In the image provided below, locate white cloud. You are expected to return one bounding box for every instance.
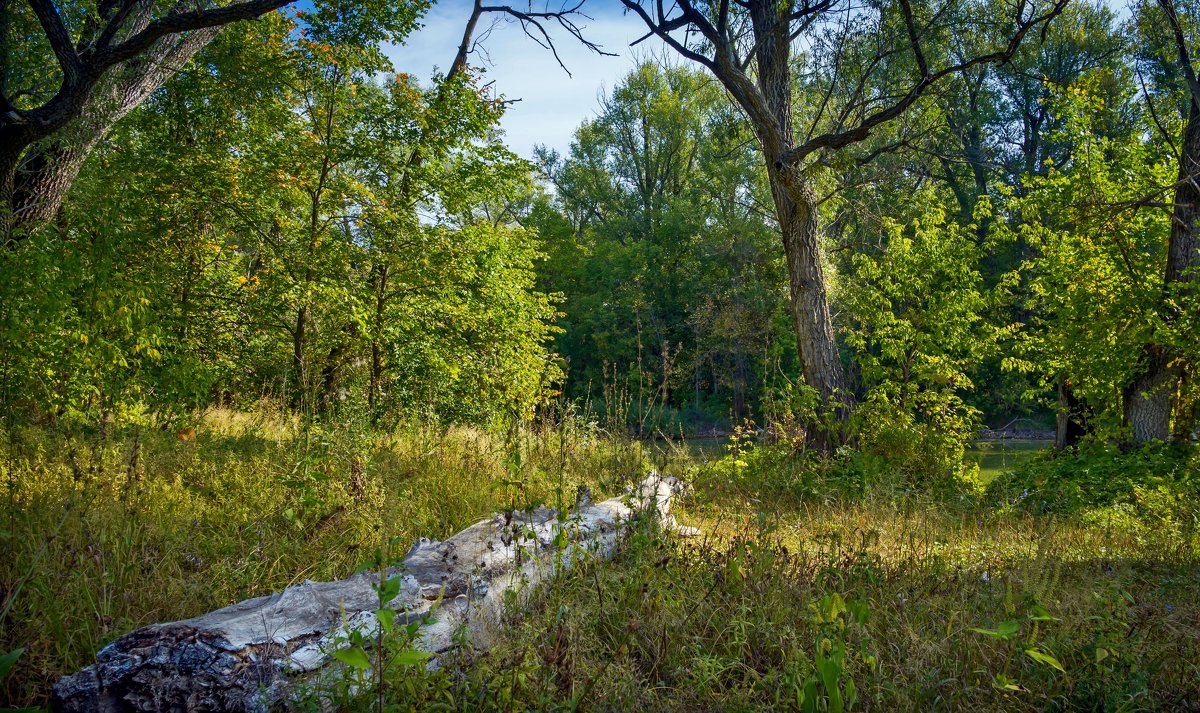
[384,1,667,159]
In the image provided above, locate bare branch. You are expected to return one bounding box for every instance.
[480,2,616,76]
[778,0,1070,168]
[620,1,720,73]
[1138,67,1180,161]
[898,0,929,79]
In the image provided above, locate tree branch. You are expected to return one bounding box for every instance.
[479,1,616,76]
[620,0,720,73]
[28,0,85,82]
[96,0,296,69]
[778,0,1069,168]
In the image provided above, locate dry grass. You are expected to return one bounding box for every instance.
[0,415,644,707]
[2,416,1197,711]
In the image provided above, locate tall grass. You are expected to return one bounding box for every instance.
[0,410,647,706]
[398,496,1199,711]
[3,414,1198,711]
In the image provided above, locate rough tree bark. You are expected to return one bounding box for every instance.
[53,473,696,712]
[1,0,297,241]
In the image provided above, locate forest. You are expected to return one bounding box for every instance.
[1,0,1198,709]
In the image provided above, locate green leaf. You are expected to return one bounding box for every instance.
[332,645,372,670]
[378,575,402,605]
[970,619,1020,640]
[1029,604,1059,622]
[1024,648,1066,673]
[393,649,431,666]
[802,678,819,713]
[0,647,23,680]
[377,607,396,634]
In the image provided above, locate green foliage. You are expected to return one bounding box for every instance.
[841,192,994,446]
[986,442,1200,515]
[0,11,559,428]
[1000,73,1184,432]
[533,62,791,430]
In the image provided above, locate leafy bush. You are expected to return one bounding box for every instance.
[985,443,1199,515]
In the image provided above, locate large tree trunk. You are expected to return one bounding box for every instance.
[1125,96,1200,444]
[771,169,849,413]
[2,26,218,241]
[742,0,849,446]
[1124,346,1177,445]
[53,473,696,712]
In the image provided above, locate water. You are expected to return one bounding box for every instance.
[649,435,1051,484]
[965,439,1050,483]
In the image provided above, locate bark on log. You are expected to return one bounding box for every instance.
[53,473,694,712]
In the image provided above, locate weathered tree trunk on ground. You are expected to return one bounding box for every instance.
[53,474,695,712]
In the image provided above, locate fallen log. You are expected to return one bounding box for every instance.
[53,473,694,712]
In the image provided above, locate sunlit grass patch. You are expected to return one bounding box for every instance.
[3,423,1198,711]
[0,420,647,706]
[463,497,1200,711]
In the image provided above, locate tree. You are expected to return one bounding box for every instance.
[533,62,790,430]
[622,0,1067,447]
[0,0,331,239]
[0,0,607,241]
[0,1,569,427]
[1004,73,1182,444]
[1121,0,1200,443]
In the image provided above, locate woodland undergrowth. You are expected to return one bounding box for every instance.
[1,411,1197,711]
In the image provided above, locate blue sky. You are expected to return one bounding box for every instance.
[384,1,667,159]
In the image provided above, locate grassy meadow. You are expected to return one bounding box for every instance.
[1,413,1198,710]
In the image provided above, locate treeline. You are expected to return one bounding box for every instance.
[1,0,1198,450]
[1,4,561,427]
[529,0,1199,448]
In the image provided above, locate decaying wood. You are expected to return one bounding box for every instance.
[53,473,694,712]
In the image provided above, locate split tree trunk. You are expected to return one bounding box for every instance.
[1055,377,1092,450]
[53,474,695,712]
